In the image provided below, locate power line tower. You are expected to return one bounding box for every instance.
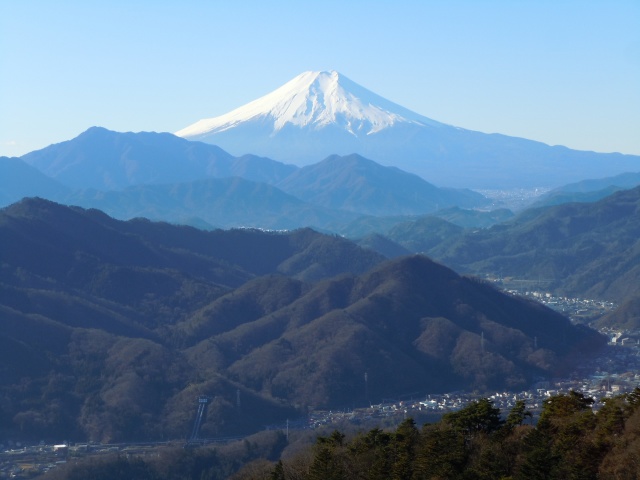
[364,372,369,406]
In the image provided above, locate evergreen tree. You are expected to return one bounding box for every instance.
[504,400,532,430]
[308,431,347,480]
[270,460,286,480]
[348,428,394,479]
[391,418,419,480]
[443,398,503,435]
[414,423,467,479]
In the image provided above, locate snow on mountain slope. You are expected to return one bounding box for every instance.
[175,71,640,189]
[175,70,444,139]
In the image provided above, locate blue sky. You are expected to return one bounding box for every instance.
[1,1,639,157]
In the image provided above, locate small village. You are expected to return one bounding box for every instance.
[306,334,640,430]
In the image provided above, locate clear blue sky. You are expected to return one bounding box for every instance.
[2,0,639,157]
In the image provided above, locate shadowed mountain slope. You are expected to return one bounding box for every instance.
[183,255,604,408]
[62,176,361,230]
[276,154,488,215]
[0,156,71,205]
[0,197,384,330]
[531,172,640,209]
[427,186,640,302]
[20,126,296,190]
[9,128,501,229]
[594,296,640,331]
[0,198,384,442]
[0,200,604,443]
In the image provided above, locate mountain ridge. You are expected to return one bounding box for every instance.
[0,199,604,441]
[276,153,488,215]
[176,70,640,188]
[19,126,296,190]
[417,186,640,303]
[6,127,490,227]
[176,70,445,138]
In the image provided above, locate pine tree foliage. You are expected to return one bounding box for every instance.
[42,390,640,480]
[256,389,640,480]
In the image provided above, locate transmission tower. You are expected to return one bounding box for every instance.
[364,372,369,405]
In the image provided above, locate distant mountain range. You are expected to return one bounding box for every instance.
[2,127,490,229]
[177,70,640,188]
[531,171,640,208]
[19,126,296,190]
[377,186,640,304]
[0,198,603,442]
[0,156,71,204]
[4,125,640,308]
[274,154,487,216]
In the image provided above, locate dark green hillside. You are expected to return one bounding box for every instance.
[355,233,411,258]
[339,207,512,240]
[429,206,514,228]
[386,216,464,253]
[64,176,361,231]
[531,185,623,208]
[0,197,382,286]
[424,186,640,302]
[0,199,604,443]
[341,209,508,257]
[0,305,71,382]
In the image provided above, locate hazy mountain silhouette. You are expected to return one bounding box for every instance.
[9,127,497,227]
[63,176,362,230]
[177,70,640,188]
[532,171,640,208]
[276,153,489,215]
[20,126,295,190]
[0,156,71,205]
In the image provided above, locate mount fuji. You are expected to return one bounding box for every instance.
[177,70,640,188]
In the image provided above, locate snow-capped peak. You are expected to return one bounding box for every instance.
[175,70,442,139]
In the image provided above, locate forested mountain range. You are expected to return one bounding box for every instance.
[19,127,296,190]
[431,186,640,302]
[274,154,488,216]
[1,127,489,230]
[530,171,640,208]
[0,198,603,443]
[360,186,640,305]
